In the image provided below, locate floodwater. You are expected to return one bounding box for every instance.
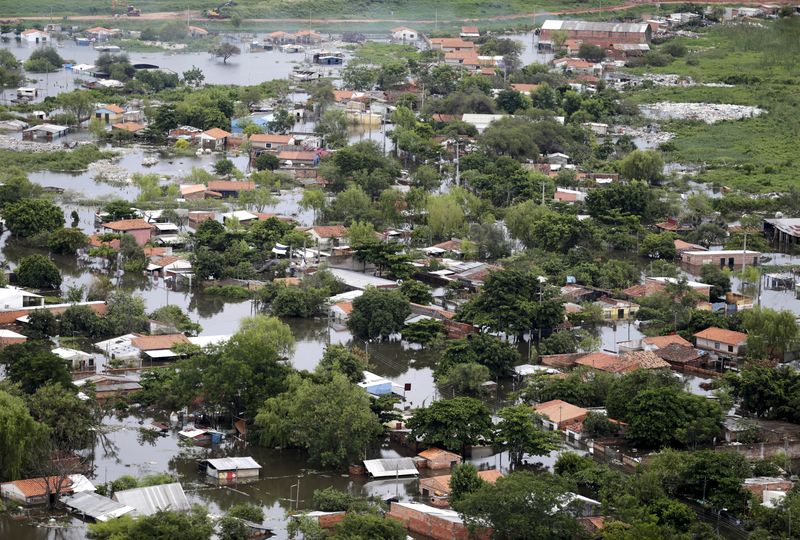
[0,36,348,101]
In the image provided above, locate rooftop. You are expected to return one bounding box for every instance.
[131,333,190,351]
[113,483,190,516]
[541,19,650,33]
[103,218,153,232]
[534,399,587,424]
[642,334,692,349]
[694,327,748,345]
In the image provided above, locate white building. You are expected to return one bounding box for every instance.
[391,26,418,41]
[0,286,44,311]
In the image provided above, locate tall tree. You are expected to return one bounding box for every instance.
[495,405,560,466]
[347,287,411,340]
[407,397,493,455]
[3,198,64,237]
[454,471,579,540]
[210,42,241,63]
[0,390,49,481]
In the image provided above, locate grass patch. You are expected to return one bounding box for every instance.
[0,144,115,173]
[626,19,800,193]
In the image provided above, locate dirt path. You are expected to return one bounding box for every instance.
[17,0,792,24]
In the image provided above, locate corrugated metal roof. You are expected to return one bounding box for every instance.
[113,483,190,516]
[363,458,418,478]
[541,19,649,33]
[202,457,261,471]
[62,492,135,522]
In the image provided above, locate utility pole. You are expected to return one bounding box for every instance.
[454,139,460,186]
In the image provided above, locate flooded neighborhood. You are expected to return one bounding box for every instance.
[0,3,800,540]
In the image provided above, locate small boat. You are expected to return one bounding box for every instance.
[94,45,121,52]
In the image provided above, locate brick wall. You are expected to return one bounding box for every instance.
[388,503,491,540]
[743,479,793,498]
[317,512,346,528]
[0,302,106,325]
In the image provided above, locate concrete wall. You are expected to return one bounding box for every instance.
[717,440,800,460]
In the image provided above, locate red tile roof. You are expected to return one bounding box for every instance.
[112,122,145,133]
[511,83,540,93]
[429,37,475,49]
[278,150,317,161]
[694,327,747,345]
[418,447,461,461]
[103,219,153,232]
[535,399,588,425]
[207,181,255,192]
[643,334,692,349]
[201,128,231,139]
[333,301,353,314]
[249,134,293,144]
[89,234,121,249]
[311,225,347,238]
[4,477,72,498]
[575,352,620,371]
[100,104,125,114]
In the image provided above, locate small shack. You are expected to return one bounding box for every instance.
[22,123,68,141]
[363,457,418,478]
[416,448,462,470]
[198,457,262,481]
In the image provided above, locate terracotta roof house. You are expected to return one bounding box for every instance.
[460,26,480,38]
[1,477,73,506]
[655,218,692,233]
[642,334,693,350]
[179,184,209,199]
[102,219,153,246]
[428,37,475,51]
[535,399,587,430]
[329,301,353,325]
[95,103,125,123]
[575,352,620,372]
[131,333,190,351]
[306,225,348,249]
[249,133,294,150]
[278,150,320,167]
[198,128,231,151]
[694,327,747,358]
[417,448,462,470]
[206,181,256,197]
[675,239,707,254]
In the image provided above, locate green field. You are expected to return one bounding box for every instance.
[627,19,800,193]
[5,0,587,20]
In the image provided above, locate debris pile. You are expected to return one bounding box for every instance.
[640,102,765,123]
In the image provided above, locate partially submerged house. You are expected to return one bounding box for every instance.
[535,399,587,431]
[207,181,255,198]
[416,448,462,470]
[102,219,154,246]
[95,104,125,123]
[22,123,68,141]
[198,457,262,481]
[1,477,75,506]
[131,333,191,361]
[419,469,502,501]
[198,128,231,151]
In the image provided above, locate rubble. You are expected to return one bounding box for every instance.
[614,125,675,146]
[640,102,765,123]
[0,135,81,153]
[89,159,132,184]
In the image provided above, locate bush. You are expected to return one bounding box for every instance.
[16,254,62,290]
[48,227,89,254]
[662,42,687,57]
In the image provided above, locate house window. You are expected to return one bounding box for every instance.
[728,345,734,352]
[714,342,720,350]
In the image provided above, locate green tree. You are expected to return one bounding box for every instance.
[426,193,465,240]
[342,64,378,90]
[495,90,527,114]
[149,305,202,335]
[438,362,491,397]
[213,158,236,176]
[399,279,432,305]
[438,333,519,381]
[24,46,64,72]
[3,198,64,238]
[0,342,72,394]
[618,150,664,184]
[0,390,48,481]
[48,227,89,255]
[407,397,493,455]
[577,43,605,62]
[88,508,214,540]
[210,42,241,63]
[182,66,205,87]
[454,472,579,540]
[16,254,62,289]
[585,181,656,222]
[347,287,411,340]
[315,108,349,149]
[449,463,486,505]
[299,188,326,224]
[25,308,58,338]
[254,152,279,171]
[334,513,405,539]
[315,345,367,383]
[496,405,560,466]
[0,49,23,98]
[268,108,295,134]
[741,307,799,362]
[640,232,677,259]
[256,372,382,468]
[699,264,731,300]
[103,200,137,221]
[105,290,148,335]
[27,383,94,451]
